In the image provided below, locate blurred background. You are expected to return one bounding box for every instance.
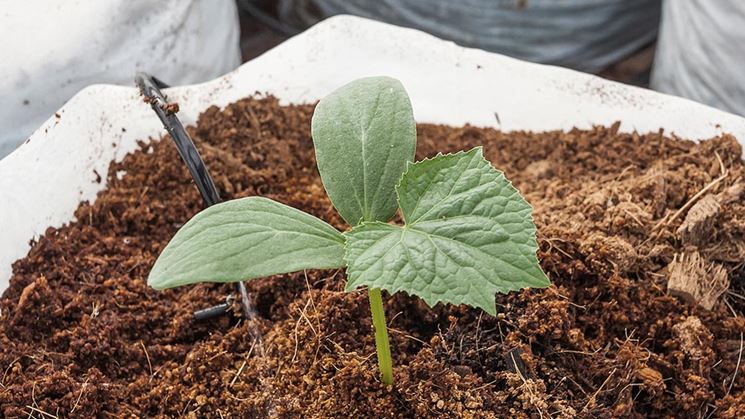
[1,0,743,158]
[238,0,661,86]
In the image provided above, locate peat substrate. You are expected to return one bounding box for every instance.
[2,97,745,418]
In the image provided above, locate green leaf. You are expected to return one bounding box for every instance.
[343,148,549,315]
[311,76,416,225]
[148,197,346,290]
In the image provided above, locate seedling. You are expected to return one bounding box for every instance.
[148,77,550,385]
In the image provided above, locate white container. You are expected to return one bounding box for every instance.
[1,15,744,292]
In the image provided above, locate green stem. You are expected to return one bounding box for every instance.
[368,287,393,385]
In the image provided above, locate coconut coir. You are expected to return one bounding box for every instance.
[1,97,744,418]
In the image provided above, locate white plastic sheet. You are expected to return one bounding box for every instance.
[281,0,661,73]
[0,0,241,158]
[652,1,745,116]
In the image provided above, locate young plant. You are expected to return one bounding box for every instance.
[148,76,550,385]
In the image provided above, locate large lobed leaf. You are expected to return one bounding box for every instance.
[311,76,416,225]
[344,148,549,315]
[148,197,346,289]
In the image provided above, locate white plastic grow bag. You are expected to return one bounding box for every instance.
[0,0,241,158]
[1,15,744,293]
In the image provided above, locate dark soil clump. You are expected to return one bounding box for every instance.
[1,97,744,418]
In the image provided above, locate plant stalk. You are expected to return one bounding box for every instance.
[368,287,393,385]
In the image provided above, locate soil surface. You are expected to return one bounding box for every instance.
[2,97,745,418]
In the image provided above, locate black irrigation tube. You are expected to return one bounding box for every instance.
[135,72,251,320]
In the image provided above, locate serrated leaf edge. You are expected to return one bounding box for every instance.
[342,147,549,313]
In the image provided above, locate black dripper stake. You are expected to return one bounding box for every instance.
[193,295,235,321]
[135,72,251,321]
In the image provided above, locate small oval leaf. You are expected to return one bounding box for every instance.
[311,76,416,225]
[148,197,346,289]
